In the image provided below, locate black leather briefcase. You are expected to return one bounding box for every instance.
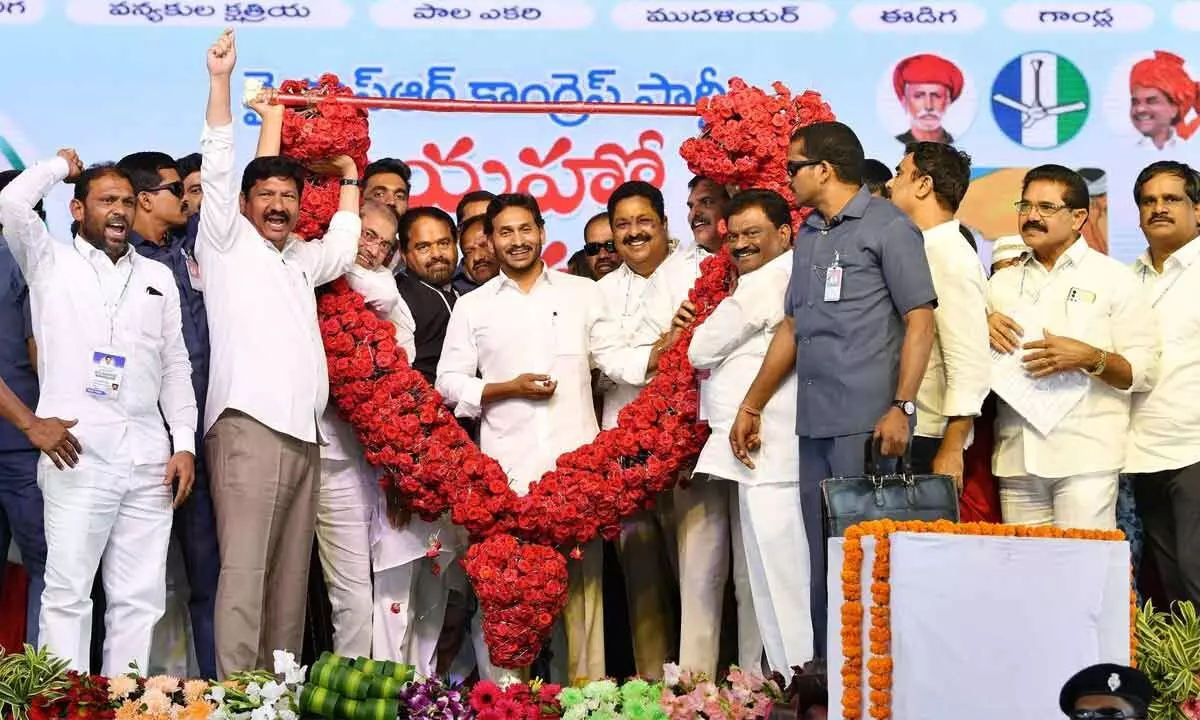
[820,437,960,538]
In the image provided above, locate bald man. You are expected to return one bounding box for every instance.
[893,53,964,145]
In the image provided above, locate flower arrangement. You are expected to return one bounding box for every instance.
[659,663,783,719]
[468,678,562,719]
[551,678,666,720]
[841,520,1131,720]
[276,73,370,240]
[28,671,113,720]
[284,73,833,667]
[106,673,212,720]
[1136,600,1200,720]
[396,675,473,718]
[679,78,836,229]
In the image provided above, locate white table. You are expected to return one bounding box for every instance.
[827,532,1131,720]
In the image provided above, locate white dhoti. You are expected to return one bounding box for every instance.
[39,458,173,675]
[316,457,376,658]
[370,486,459,675]
[734,482,812,673]
[675,473,761,674]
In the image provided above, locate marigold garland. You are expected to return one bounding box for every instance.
[282,73,835,667]
[840,520,1131,720]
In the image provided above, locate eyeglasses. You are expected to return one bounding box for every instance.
[1015,200,1072,216]
[786,159,823,177]
[143,181,184,199]
[360,228,396,252]
[584,240,617,255]
[1068,709,1144,719]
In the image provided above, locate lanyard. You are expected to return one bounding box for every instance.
[418,279,455,315]
[1141,263,1187,308]
[75,245,134,345]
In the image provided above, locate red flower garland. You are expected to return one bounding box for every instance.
[278,73,371,240]
[287,75,833,667]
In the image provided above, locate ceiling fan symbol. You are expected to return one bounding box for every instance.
[992,57,1088,128]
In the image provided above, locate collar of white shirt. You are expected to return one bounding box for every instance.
[73,234,135,267]
[492,262,562,295]
[1133,235,1200,275]
[1019,235,1089,272]
[922,218,962,247]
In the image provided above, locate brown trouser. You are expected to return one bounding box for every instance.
[206,410,319,679]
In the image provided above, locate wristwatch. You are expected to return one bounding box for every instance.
[892,400,916,417]
[340,178,359,187]
[1086,350,1108,377]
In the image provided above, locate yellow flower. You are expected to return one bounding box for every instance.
[142,688,172,715]
[183,680,210,704]
[145,675,182,695]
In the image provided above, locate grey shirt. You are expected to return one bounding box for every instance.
[785,187,936,438]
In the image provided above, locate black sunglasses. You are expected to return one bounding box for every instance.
[144,181,184,199]
[786,159,823,177]
[584,240,617,255]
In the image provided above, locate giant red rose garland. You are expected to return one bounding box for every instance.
[288,75,833,668]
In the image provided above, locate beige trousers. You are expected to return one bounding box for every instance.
[614,500,678,679]
[206,410,320,679]
[564,538,605,684]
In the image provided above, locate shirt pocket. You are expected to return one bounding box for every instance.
[1063,292,1111,348]
[138,293,165,341]
[552,308,588,358]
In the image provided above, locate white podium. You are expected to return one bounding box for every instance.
[827,532,1131,720]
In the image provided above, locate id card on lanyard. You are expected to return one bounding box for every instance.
[824,250,843,302]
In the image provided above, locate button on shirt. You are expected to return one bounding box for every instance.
[916,220,991,439]
[197,122,359,442]
[0,157,196,466]
[596,262,655,430]
[1126,237,1200,473]
[987,238,1159,478]
[436,267,651,495]
[690,250,797,485]
[0,239,38,452]
[786,187,937,438]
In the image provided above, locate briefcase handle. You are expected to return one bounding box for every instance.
[865,435,913,478]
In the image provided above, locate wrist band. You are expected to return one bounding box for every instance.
[738,405,762,417]
[1087,349,1108,377]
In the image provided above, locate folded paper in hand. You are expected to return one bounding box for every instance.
[989,316,1089,436]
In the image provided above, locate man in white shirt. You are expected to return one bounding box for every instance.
[887,142,990,485]
[198,29,362,677]
[436,192,658,684]
[987,165,1159,529]
[1125,161,1200,605]
[688,188,811,674]
[0,152,196,674]
[594,181,678,679]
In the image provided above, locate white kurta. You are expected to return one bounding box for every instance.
[0,157,197,676]
[689,250,812,673]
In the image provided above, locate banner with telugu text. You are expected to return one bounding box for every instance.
[2,0,1199,264]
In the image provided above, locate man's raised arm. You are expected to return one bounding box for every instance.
[0,150,83,280]
[197,28,240,255]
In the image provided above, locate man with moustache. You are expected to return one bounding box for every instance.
[987,165,1158,530]
[453,213,498,294]
[0,150,196,674]
[393,207,461,385]
[1128,51,1199,151]
[118,151,219,679]
[689,188,811,674]
[437,193,664,684]
[595,181,677,679]
[198,29,362,676]
[177,153,203,218]
[731,121,937,657]
[1126,161,1200,606]
[582,211,621,279]
[686,176,730,254]
[456,190,495,226]
[892,53,963,145]
[886,143,990,488]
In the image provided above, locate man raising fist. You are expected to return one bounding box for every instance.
[0,147,197,675]
[197,28,361,677]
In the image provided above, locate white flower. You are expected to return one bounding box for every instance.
[250,706,275,720]
[260,681,286,703]
[277,710,298,720]
[209,685,227,702]
[663,662,682,686]
[273,650,307,685]
[246,682,262,700]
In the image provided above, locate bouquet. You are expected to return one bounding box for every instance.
[659,664,783,720]
[469,678,562,719]
[556,678,667,720]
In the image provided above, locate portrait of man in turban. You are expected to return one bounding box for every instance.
[1129,51,1199,150]
[892,53,964,145]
